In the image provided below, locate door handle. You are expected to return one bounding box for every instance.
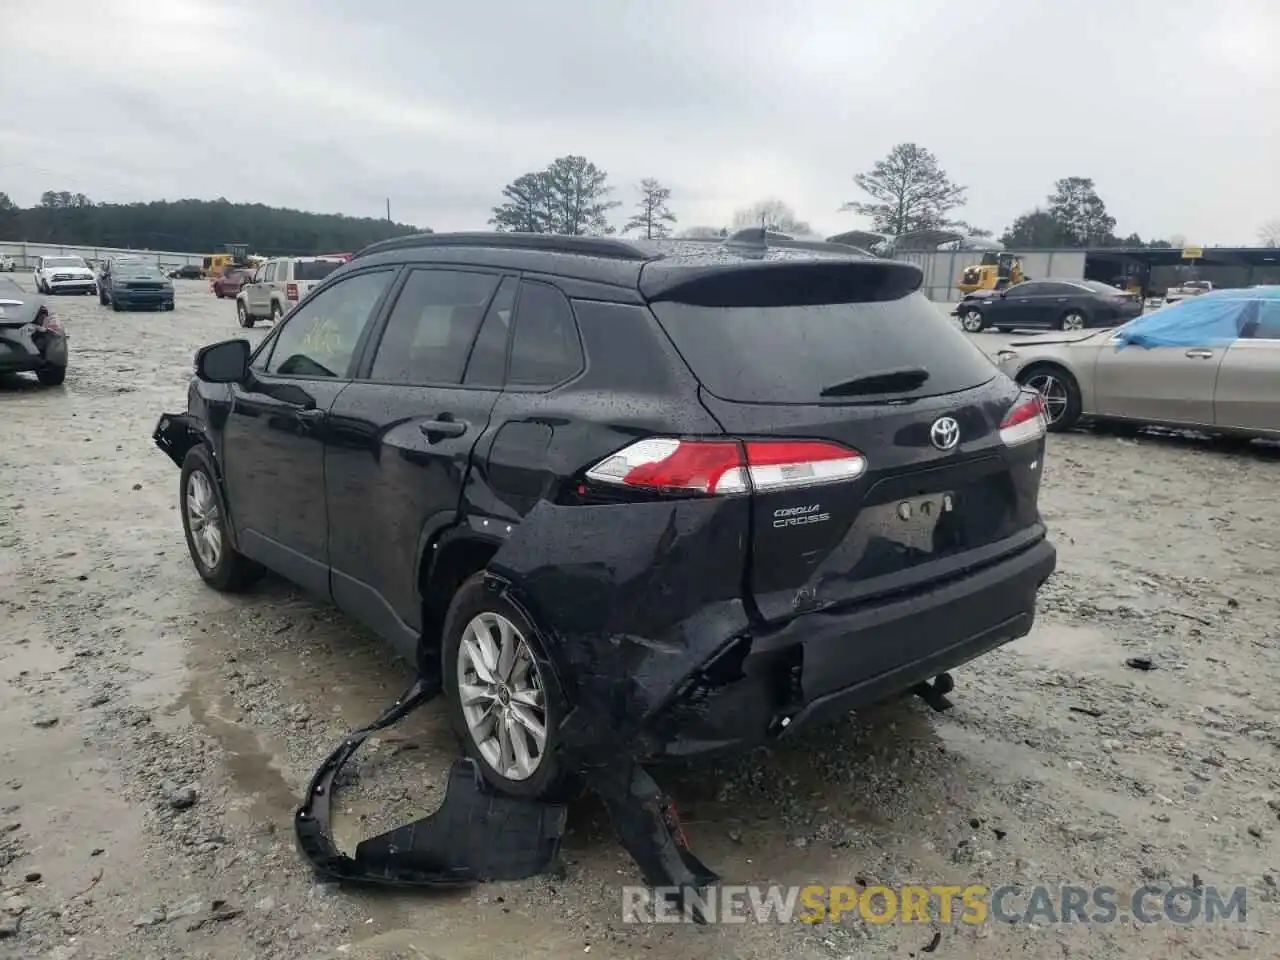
[419,416,467,440]
[1185,349,1214,359]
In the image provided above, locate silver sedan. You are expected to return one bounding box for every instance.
[994,288,1280,438]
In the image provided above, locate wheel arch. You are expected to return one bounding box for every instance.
[417,527,503,674]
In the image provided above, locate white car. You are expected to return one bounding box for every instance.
[0,254,15,272]
[1164,280,1213,305]
[34,255,97,295]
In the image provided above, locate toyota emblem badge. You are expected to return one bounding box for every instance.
[930,416,960,451]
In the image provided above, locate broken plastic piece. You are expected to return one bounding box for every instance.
[295,676,567,888]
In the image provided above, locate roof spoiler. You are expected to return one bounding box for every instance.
[641,258,924,307]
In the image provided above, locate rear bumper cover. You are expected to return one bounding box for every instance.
[654,538,1056,757]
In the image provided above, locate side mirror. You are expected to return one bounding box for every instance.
[195,339,250,383]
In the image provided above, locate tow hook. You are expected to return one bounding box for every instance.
[912,672,955,712]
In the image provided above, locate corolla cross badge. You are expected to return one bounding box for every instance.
[930,416,960,451]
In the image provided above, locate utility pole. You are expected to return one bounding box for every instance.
[385,198,391,222]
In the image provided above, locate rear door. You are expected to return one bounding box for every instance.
[324,266,511,656]
[647,264,1044,625]
[1214,299,1280,434]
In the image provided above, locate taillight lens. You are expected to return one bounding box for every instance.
[584,437,866,497]
[36,310,64,334]
[999,392,1047,446]
[286,283,299,300]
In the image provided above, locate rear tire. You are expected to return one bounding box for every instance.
[98,287,108,305]
[959,306,986,333]
[179,446,264,592]
[1059,310,1087,332]
[236,301,255,328]
[442,573,572,801]
[1017,363,1082,432]
[270,301,282,323]
[36,366,66,386]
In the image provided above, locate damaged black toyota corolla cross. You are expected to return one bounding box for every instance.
[153,229,1056,801]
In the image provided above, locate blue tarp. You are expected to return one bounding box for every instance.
[1114,286,1280,350]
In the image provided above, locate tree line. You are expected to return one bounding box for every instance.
[488,145,1245,250]
[6,149,1276,254]
[0,191,422,255]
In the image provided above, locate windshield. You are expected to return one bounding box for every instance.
[45,257,87,269]
[118,264,163,278]
[651,291,996,404]
[294,260,342,282]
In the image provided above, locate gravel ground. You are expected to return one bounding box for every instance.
[1,279,1277,959]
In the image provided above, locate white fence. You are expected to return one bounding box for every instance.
[896,249,1088,301]
[0,239,204,271]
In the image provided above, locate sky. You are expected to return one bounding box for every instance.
[2,0,1278,246]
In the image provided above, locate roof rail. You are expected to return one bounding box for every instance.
[351,231,653,262]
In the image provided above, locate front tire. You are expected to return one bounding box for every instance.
[236,301,255,328]
[179,446,263,592]
[442,573,569,800]
[36,366,66,386]
[1018,363,1082,432]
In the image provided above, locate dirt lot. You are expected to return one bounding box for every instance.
[1,279,1277,959]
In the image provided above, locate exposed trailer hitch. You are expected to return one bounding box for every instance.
[912,671,956,712]
[294,675,719,916]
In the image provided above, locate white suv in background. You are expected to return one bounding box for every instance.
[235,256,345,327]
[34,255,97,295]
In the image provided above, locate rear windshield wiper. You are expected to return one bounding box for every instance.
[819,366,930,397]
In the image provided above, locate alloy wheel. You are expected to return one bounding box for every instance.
[1025,373,1070,426]
[961,308,984,332]
[456,612,548,781]
[1062,312,1086,331]
[185,470,223,571]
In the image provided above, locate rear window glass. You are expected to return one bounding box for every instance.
[651,292,996,404]
[1082,280,1123,294]
[294,260,342,282]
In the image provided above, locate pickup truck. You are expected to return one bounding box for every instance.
[1164,280,1213,305]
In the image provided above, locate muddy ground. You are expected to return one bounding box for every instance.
[0,278,1277,959]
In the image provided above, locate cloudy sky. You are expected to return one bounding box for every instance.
[3,0,1277,245]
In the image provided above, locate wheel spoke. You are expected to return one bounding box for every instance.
[497,617,516,681]
[462,633,497,684]
[497,713,514,773]
[509,703,546,746]
[459,682,494,707]
[508,720,535,776]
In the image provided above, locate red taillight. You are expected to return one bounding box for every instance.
[584,437,867,496]
[286,282,299,300]
[35,310,64,334]
[999,392,1047,446]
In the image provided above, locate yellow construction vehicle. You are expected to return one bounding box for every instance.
[957,252,1025,295]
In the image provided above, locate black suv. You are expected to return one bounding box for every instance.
[154,231,1056,799]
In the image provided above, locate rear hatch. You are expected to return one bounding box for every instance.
[646,260,1047,624]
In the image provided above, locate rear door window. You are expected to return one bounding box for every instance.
[506,281,584,387]
[651,290,995,404]
[367,269,500,385]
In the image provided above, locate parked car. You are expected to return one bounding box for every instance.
[170,264,204,280]
[0,275,68,385]
[995,286,1280,436]
[235,256,345,327]
[0,254,15,272]
[154,230,1057,798]
[954,279,1144,333]
[1164,279,1213,305]
[213,269,254,299]
[98,258,175,311]
[34,255,97,295]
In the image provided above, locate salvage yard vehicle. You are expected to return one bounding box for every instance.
[154,230,1057,800]
[954,278,1143,333]
[33,255,97,295]
[98,257,175,311]
[169,264,204,280]
[235,256,346,327]
[1164,279,1213,305]
[212,268,254,298]
[0,254,15,272]
[996,286,1280,435]
[0,275,68,385]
